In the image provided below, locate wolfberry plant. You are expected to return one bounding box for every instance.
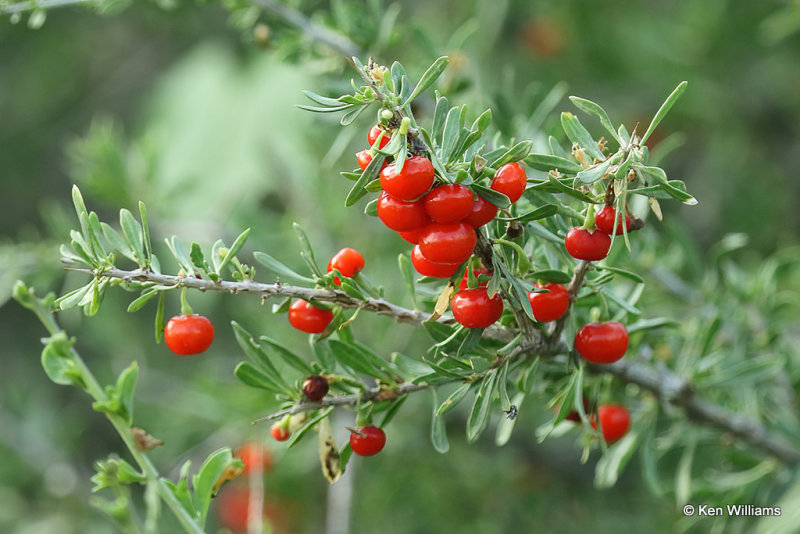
[6,2,800,534]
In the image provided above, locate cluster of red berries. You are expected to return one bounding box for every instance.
[564,205,632,261]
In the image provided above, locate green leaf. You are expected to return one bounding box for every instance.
[253,252,314,284]
[231,322,289,390]
[569,96,621,144]
[301,89,348,107]
[120,209,145,265]
[233,362,287,396]
[155,292,165,343]
[100,222,136,263]
[530,270,572,284]
[345,151,385,207]
[292,223,321,277]
[41,334,82,387]
[596,265,645,284]
[379,396,407,428]
[436,382,472,416]
[633,164,697,205]
[115,362,138,426]
[340,105,368,126]
[329,340,394,382]
[641,81,687,145]
[490,141,533,167]
[217,228,250,274]
[190,243,209,273]
[471,184,511,209]
[430,390,450,453]
[466,370,497,442]
[259,335,313,375]
[404,56,449,106]
[524,153,583,174]
[594,432,639,489]
[297,103,353,113]
[72,184,89,220]
[431,93,449,141]
[576,155,616,184]
[495,391,525,447]
[192,448,237,524]
[545,173,595,202]
[561,112,604,160]
[398,254,417,307]
[439,106,463,163]
[55,283,93,311]
[138,201,152,267]
[497,204,557,223]
[423,321,459,343]
[165,236,194,276]
[287,407,334,448]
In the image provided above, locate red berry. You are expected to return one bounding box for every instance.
[451,288,504,328]
[398,228,423,244]
[410,245,460,278]
[357,150,387,172]
[367,125,390,149]
[592,404,630,444]
[302,375,329,402]
[380,156,435,201]
[595,206,631,235]
[377,191,429,232]
[288,300,333,334]
[423,184,474,223]
[164,315,214,356]
[528,283,570,322]
[490,162,527,203]
[459,267,490,290]
[574,322,628,364]
[216,486,253,533]
[463,195,499,228]
[418,222,476,264]
[327,248,365,285]
[349,425,386,456]
[564,227,611,261]
[235,442,273,475]
[565,396,591,423]
[270,423,290,442]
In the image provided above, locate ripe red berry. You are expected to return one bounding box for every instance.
[327,247,365,285]
[235,442,273,475]
[380,156,435,201]
[423,184,474,223]
[595,206,631,235]
[463,195,499,228]
[270,423,290,442]
[398,228,423,244]
[216,485,253,533]
[528,283,570,322]
[564,227,611,261]
[490,162,527,203]
[288,299,333,334]
[356,150,387,172]
[451,288,504,328]
[459,266,490,290]
[302,375,329,402]
[164,315,214,356]
[574,322,628,364]
[592,404,630,444]
[367,125,390,149]
[410,245,460,278]
[349,425,386,456]
[418,222,477,264]
[377,191,429,232]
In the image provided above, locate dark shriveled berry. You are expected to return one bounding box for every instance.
[302,375,329,402]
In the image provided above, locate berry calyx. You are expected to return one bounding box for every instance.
[235,442,273,475]
[451,288,504,328]
[574,321,628,364]
[327,247,365,285]
[564,226,611,261]
[380,156,435,201]
[423,184,474,223]
[288,300,333,334]
[595,206,632,235]
[164,314,214,356]
[459,266,490,290]
[376,191,429,232]
[410,245,460,278]
[418,222,477,264]
[592,404,630,444]
[528,283,570,322]
[463,195,499,228]
[349,425,386,456]
[270,423,290,442]
[302,375,329,402]
[367,124,390,149]
[490,162,527,203]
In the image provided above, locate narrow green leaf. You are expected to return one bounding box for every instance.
[524,153,583,174]
[569,96,621,144]
[154,292,165,343]
[138,201,151,267]
[233,362,286,396]
[120,209,145,265]
[436,382,472,416]
[440,106,462,163]
[297,103,353,113]
[466,370,497,442]
[633,164,697,205]
[100,223,136,262]
[495,391,524,447]
[490,141,533,167]
[329,340,394,382]
[217,228,250,274]
[561,112,604,160]
[231,322,288,390]
[253,252,314,284]
[193,448,237,524]
[345,151,385,207]
[546,173,595,202]
[260,335,313,375]
[576,156,616,184]
[432,93,449,142]
[71,184,89,220]
[626,318,680,335]
[431,390,450,453]
[641,81,687,145]
[530,270,572,284]
[596,265,645,284]
[116,362,138,426]
[404,56,449,106]
[471,184,511,209]
[398,254,417,308]
[497,204,557,223]
[55,283,93,311]
[287,407,334,448]
[127,288,161,312]
[302,89,348,107]
[595,432,639,489]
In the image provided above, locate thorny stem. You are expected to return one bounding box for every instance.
[60,260,800,464]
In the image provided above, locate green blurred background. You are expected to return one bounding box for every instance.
[2,0,800,532]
